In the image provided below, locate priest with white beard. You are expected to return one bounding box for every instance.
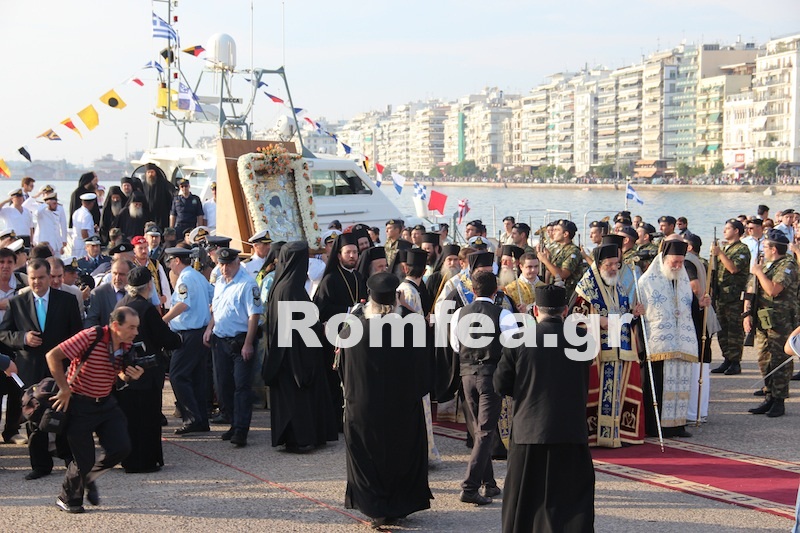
[638,239,708,438]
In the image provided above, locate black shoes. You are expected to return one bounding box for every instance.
[459,490,492,505]
[86,482,100,506]
[174,423,210,435]
[220,428,235,441]
[766,398,785,418]
[791,371,800,381]
[480,485,502,498]
[710,360,731,374]
[749,398,774,414]
[25,469,50,480]
[210,413,231,425]
[672,428,692,438]
[724,362,741,375]
[56,497,85,514]
[754,388,767,396]
[230,432,247,448]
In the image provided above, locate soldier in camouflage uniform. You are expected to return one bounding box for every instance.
[746,230,798,418]
[538,219,582,300]
[710,219,751,375]
[635,223,659,272]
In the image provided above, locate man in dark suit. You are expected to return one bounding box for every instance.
[0,258,82,479]
[84,258,131,327]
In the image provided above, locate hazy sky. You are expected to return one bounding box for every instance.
[3,0,797,167]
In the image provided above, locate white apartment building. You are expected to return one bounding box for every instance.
[642,51,679,161]
[409,105,448,174]
[696,72,753,170]
[753,33,800,163]
[723,90,755,170]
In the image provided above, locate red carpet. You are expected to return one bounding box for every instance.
[592,439,799,519]
[432,419,799,520]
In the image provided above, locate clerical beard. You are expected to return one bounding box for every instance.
[498,267,518,287]
[129,204,144,219]
[660,261,681,281]
[600,272,619,287]
[110,200,123,217]
[441,265,459,281]
[146,174,157,185]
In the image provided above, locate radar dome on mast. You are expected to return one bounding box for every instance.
[206,33,236,71]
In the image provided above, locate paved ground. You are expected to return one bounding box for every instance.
[1,344,798,532]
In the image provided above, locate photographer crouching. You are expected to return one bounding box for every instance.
[45,307,145,513]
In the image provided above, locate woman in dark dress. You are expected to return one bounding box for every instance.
[115,266,181,473]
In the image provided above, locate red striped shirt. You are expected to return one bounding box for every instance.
[59,326,127,398]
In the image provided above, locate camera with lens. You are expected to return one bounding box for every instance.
[122,342,159,369]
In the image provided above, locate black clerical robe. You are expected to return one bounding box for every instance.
[339,312,432,520]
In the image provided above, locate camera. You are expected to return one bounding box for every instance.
[122,342,159,369]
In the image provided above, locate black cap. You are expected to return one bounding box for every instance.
[405,249,428,269]
[640,223,656,234]
[85,235,102,246]
[128,266,153,286]
[412,224,425,232]
[748,217,763,226]
[558,220,578,236]
[337,232,359,248]
[601,234,624,248]
[466,219,483,227]
[512,222,530,235]
[178,178,190,186]
[217,248,241,264]
[164,247,192,261]
[328,219,342,230]
[440,244,460,259]
[367,272,400,305]
[120,176,133,184]
[468,251,494,271]
[726,218,745,235]
[500,245,524,260]
[658,215,677,225]
[589,220,609,230]
[206,235,233,248]
[618,226,638,241]
[421,232,440,245]
[64,257,80,272]
[593,243,619,263]
[535,285,566,308]
[766,229,790,245]
[109,242,133,255]
[685,232,702,251]
[396,239,413,251]
[386,219,403,226]
[783,208,795,215]
[502,216,515,223]
[662,240,688,256]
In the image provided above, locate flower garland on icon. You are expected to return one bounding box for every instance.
[237,145,322,249]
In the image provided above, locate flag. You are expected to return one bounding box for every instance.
[391,172,405,195]
[414,182,427,201]
[304,117,315,126]
[17,146,31,162]
[0,159,10,178]
[375,162,385,176]
[457,199,470,225]
[39,129,61,140]
[130,78,144,86]
[152,12,178,42]
[143,60,164,74]
[160,48,175,65]
[61,118,82,138]
[100,89,126,109]
[342,143,351,155]
[242,76,268,89]
[182,45,205,56]
[626,183,644,205]
[428,189,447,215]
[178,83,201,111]
[77,105,99,130]
[264,92,284,104]
[293,107,303,114]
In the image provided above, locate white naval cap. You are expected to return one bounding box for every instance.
[248,229,272,244]
[79,192,97,201]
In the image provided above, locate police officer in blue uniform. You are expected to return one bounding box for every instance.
[169,179,205,238]
[162,247,213,435]
[203,248,263,447]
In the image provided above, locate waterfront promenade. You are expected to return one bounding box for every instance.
[1,343,797,531]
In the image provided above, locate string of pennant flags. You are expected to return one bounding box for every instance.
[0,12,467,224]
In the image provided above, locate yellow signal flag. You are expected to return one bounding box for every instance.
[77,105,99,131]
[157,86,178,109]
[0,159,10,178]
[100,89,126,109]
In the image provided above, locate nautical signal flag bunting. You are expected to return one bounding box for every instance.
[100,89,126,109]
[77,105,99,131]
[38,129,61,141]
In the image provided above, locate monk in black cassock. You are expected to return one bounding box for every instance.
[141,163,176,230]
[263,241,338,452]
[338,272,433,528]
[313,232,368,431]
[494,284,595,533]
[425,244,461,305]
[355,246,387,280]
[114,191,151,240]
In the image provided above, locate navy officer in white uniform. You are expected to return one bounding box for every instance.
[243,230,272,277]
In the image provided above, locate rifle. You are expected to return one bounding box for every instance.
[536,226,549,283]
[696,227,716,426]
[742,239,762,347]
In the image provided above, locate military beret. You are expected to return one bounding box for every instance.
[766,229,790,246]
[618,226,639,241]
[639,223,656,234]
[385,219,403,227]
[558,220,578,236]
[658,215,676,225]
[502,216,515,223]
[513,222,531,234]
[726,218,745,235]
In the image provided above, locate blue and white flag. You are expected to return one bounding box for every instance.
[626,183,644,205]
[391,172,406,195]
[143,60,164,74]
[178,83,202,112]
[152,12,179,42]
[414,181,427,201]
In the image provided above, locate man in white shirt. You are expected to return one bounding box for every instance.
[774,208,795,243]
[71,193,97,256]
[203,181,217,229]
[33,192,68,257]
[243,229,271,277]
[0,189,34,241]
[741,217,766,268]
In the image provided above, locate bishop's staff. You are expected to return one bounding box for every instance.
[632,268,665,452]
[696,228,716,427]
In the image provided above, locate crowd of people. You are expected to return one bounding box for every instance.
[1,168,799,531]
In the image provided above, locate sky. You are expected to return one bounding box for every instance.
[2,0,798,167]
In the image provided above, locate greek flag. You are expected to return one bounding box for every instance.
[152,12,178,42]
[391,172,406,195]
[626,183,644,205]
[414,182,427,201]
[143,60,164,74]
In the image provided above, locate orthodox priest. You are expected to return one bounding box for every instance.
[425,244,461,304]
[638,239,700,438]
[141,163,176,230]
[572,243,645,447]
[313,232,368,430]
[338,272,433,528]
[495,284,595,533]
[355,246,388,280]
[263,242,338,452]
